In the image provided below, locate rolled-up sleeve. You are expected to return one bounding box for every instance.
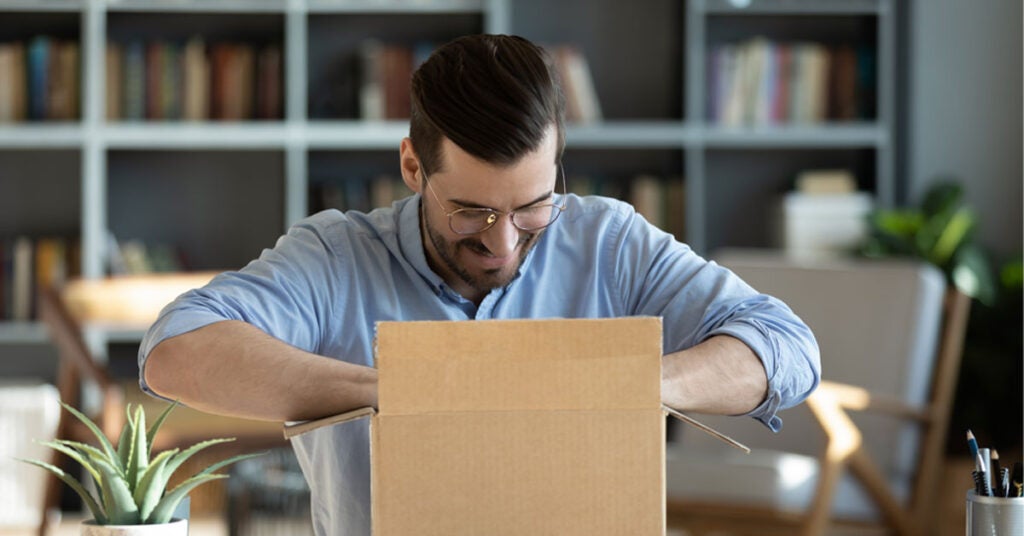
[137,215,342,399]
[614,209,821,431]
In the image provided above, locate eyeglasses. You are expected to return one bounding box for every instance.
[422,163,567,235]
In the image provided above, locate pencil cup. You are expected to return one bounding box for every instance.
[966,490,1024,536]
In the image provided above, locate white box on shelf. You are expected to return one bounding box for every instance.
[775,191,873,258]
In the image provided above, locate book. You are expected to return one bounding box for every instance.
[255,44,282,120]
[382,45,412,119]
[0,43,26,122]
[359,40,385,120]
[11,236,33,321]
[829,44,858,120]
[145,41,164,120]
[27,36,50,120]
[48,41,79,120]
[631,175,665,229]
[664,178,686,240]
[122,41,146,120]
[105,42,122,120]
[182,36,209,121]
[161,42,182,120]
[34,237,67,291]
[553,45,602,123]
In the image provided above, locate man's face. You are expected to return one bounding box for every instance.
[417,126,559,304]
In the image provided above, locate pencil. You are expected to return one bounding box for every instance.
[967,430,981,470]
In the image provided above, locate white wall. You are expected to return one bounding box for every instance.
[908,0,1022,258]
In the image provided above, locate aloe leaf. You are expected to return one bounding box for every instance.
[195,450,265,478]
[146,400,179,457]
[134,449,177,522]
[19,458,107,524]
[163,438,234,480]
[116,405,133,471]
[148,473,227,524]
[58,401,120,472]
[52,439,110,471]
[126,405,149,491]
[39,440,102,485]
[95,455,140,524]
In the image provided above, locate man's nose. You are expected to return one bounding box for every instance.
[480,215,520,258]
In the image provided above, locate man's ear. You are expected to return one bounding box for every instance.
[399,138,423,194]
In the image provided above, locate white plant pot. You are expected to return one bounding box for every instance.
[80,518,188,536]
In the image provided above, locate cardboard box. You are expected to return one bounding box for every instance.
[285,318,746,535]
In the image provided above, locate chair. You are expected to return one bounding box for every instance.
[35,279,287,535]
[665,251,971,536]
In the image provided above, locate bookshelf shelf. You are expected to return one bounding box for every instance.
[103,123,291,149]
[699,122,887,148]
[0,0,83,12]
[104,0,289,13]
[0,0,896,347]
[0,124,84,147]
[0,322,49,344]
[305,121,409,149]
[305,0,487,14]
[566,122,692,149]
[699,0,883,16]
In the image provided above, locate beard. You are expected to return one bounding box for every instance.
[423,211,540,296]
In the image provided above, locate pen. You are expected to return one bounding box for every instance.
[990,450,1003,497]
[974,447,993,496]
[1013,462,1023,497]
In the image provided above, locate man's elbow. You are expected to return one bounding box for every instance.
[142,338,189,401]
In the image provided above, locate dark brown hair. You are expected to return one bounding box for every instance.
[409,34,566,176]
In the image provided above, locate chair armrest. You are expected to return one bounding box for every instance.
[817,380,930,422]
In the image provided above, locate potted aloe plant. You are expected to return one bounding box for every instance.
[21,401,262,535]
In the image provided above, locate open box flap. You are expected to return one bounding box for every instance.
[284,404,749,453]
[283,406,376,439]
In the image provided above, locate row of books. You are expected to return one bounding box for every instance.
[0,37,80,122]
[707,38,876,126]
[568,175,685,239]
[106,233,187,276]
[0,236,80,322]
[106,38,283,121]
[310,175,414,214]
[550,45,603,124]
[352,41,602,123]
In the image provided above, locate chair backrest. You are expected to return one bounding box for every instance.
[37,286,126,439]
[676,251,950,501]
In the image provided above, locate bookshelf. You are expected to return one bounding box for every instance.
[0,0,895,346]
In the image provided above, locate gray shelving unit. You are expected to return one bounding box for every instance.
[0,0,895,345]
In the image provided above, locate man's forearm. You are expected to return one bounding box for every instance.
[661,335,767,415]
[143,320,377,422]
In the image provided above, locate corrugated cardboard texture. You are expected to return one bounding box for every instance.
[373,411,665,535]
[371,317,666,535]
[375,317,663,415]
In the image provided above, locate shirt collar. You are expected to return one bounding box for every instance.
[397,194,446,295]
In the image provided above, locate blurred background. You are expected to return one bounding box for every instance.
[0,0,1019,534]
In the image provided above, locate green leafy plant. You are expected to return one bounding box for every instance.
[859,181,997,305]
[20,401,262,525]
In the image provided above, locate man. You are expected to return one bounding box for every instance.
[140,34,819,534]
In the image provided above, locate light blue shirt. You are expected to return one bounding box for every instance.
[139,193,819,536]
